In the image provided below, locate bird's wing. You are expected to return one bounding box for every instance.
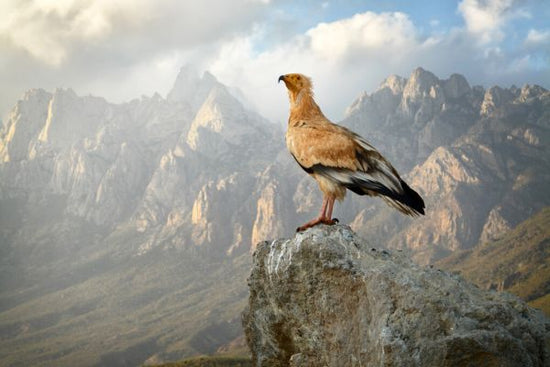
[287,119,424,215]
[286,119,401,193]
[286,120,358,171]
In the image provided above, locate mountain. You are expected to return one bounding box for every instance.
[341,68,550,264]
[0,66,548,366]
[0,67,280,366]
[436,206,550,316]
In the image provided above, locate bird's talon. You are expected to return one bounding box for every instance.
[332,218,339,223]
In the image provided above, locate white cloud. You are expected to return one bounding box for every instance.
[307,12,417,59]
[203,6,548,124]
[205,11,423,122]
[0,0,268,119]
[0,0,266,66]
[525,29,550,45]
[457,0,529,44]
[0,2,548,124]
[0,0,153,65]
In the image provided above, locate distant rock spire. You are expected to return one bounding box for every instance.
[167,65,220,113]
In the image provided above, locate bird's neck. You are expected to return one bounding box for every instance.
[289,89,324,121]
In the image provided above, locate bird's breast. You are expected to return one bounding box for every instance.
[285,131,296,153]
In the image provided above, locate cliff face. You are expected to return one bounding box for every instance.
[343,69,550,264]
[243,225,549,367]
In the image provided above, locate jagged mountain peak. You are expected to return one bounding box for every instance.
[195,84,243,119]
[346,68,474,124]
[201,70,218,84]
[167,65,222,110]
[478,83,548,114]
[378,74,407,95]
[443,73,471,99]
[170,65,202,87]
[187,84,245,138]
[185,83,276,160]
[0,89,52,162]
[402,67,440,101]
[53,87,77,98]
[519,84,548,101]
[409,66,438,81]
[480,86,515,116]
[20,88,51,102]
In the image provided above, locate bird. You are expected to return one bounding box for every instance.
[278,73,425,232]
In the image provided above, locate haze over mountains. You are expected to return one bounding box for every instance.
[0,66,548,366]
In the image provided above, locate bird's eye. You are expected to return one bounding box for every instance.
[297,76,301,80]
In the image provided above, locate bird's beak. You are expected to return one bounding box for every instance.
[278,75,285,83]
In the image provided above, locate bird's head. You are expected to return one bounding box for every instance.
[278,73,315,110]
[278,73,313,95]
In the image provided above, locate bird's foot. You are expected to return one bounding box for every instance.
[296,217,339,232]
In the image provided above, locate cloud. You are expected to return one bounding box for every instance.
[205,11,425,122]
[525,29,550,45]
[0,0,268,66]
[306,12,417,59]
[457,0,529,44]
[0,1,548,125]
[203,6,548,124]
[0,0,153,66]
[0,0,268,119]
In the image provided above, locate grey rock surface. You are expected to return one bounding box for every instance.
[243,225,549,367]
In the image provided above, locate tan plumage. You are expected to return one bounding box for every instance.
[279,73,425,231]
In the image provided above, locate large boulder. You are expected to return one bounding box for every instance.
[243,225,549,367]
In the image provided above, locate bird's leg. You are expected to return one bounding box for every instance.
[296,196,328,231]
[296,195,338,232]
[325,196,339,224]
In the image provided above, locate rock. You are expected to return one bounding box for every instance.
[0,88,52,162]
[243,225,549,367]
[402,67,439,103]
[443,73,471,99]
[379,74,407,95]
[37,88,109,151]
[480,86,514,116]
[167,65,220,112]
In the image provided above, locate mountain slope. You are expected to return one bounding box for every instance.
[436,206,550,316]
[0,68,279,366]
[0,247,251,366]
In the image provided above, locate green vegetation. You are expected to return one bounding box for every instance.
[437,207,550,316]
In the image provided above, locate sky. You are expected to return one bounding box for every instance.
[1,0,549,124]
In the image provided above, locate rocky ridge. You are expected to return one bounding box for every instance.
[243,225,550,367]
[343,67,550,263]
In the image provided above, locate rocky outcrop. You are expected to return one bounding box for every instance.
[243,225,549,367]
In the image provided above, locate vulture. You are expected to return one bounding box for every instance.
[279,73,425,232]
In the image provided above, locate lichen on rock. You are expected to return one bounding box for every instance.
[243,225,549,367]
